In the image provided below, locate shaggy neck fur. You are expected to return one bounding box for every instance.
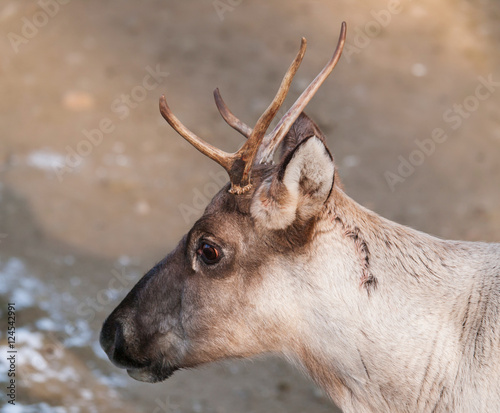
[285,187,500,413]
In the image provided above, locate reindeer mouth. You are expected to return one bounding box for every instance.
[100,318,181,383]
[126,364,179,383]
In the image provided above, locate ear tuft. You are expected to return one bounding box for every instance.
[251,136,335,230]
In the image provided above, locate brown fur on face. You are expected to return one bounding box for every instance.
[100,184,302,380]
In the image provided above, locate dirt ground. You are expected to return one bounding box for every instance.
[0,0,499,412]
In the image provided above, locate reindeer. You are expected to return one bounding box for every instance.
[100,22,500,412]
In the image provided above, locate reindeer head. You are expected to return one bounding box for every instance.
[100,23,346,383]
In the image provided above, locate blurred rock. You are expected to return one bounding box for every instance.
[62,91,95,112]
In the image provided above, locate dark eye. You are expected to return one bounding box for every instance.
[197,243,222,265]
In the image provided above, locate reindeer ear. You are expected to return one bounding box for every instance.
[251,135,335,230]
[279,112,328,158]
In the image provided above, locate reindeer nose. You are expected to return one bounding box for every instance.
[100,317,148,370]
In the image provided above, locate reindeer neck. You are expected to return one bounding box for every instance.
[289,187,484,412]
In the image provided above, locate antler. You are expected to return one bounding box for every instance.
[160,22,346,194]
[211,23,346,165]
[159,96,235,172]
[258,21,346,163]
[213,88,252,139]
[160,37,307,194]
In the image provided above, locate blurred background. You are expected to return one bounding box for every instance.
[0,0,499,412]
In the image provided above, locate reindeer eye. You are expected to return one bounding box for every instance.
[197,243,222,265]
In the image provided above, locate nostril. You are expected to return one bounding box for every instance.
[100,317,149,370]
[113,322,127,355]
[100,317,119,357]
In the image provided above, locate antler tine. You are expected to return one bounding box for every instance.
[259,22,347,164]
[160,27,340,195]
[214,88,253,139]
[159,95,234,172]
[229,37,307,193]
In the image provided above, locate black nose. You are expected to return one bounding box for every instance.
[100,317,148,370]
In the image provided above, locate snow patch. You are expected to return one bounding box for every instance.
[26,150,65,171]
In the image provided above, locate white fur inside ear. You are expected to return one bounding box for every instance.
[250,178,298,230]
[283,136,334,202]
[251,136,335,230]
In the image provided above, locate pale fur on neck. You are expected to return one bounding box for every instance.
[283,186,500,413]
